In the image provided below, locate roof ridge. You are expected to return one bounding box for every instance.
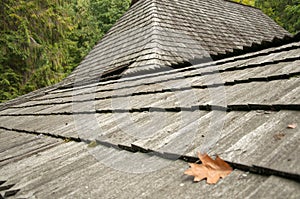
[125,0,170,73]
[63,0,291,85]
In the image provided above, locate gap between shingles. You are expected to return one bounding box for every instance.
[8,71,300,109]
[33,55,300,102]
[1,104,300,116]
[57,39,300,92]
[0,126,299,183]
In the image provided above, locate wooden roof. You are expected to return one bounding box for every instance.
[62,0,292,87]
[1,36,300,198]
[0,1,299,198]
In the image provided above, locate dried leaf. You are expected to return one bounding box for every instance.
[88,140,98,148]
[184,152,233,184]
[273,132,285,141]
[63,138,71,143]
[287,123,297,129]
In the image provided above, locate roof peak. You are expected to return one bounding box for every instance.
[66,0,291,85]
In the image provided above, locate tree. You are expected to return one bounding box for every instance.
[284,2,300,33]
[233,0,300,33]
[90,0,131,34]
[0,0,130,103]
[0,0,76,101]
[233,0,255,6]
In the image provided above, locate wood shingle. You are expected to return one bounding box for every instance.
[0,1,299,198]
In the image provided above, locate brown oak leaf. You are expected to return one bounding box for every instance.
[287,123,297,129]
[184,152,233,184]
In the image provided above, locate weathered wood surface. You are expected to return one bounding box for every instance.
[0,1,299,197]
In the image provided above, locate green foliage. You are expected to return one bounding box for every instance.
[233,0,255,6]
[285,3,300,33]
[255,0,300,33]
[0,66,21,101]
[233,0,300,33]
[2,0,297,103]
[0,0,130,103]
[90,0,131,34]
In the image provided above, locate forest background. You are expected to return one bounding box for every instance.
[1,0,299,102]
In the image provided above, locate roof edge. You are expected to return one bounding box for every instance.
[58,33,300,89]
[210,33,298,61]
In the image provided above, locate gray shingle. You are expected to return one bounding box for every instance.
[0,1,299,198]
[62,0,291,86]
